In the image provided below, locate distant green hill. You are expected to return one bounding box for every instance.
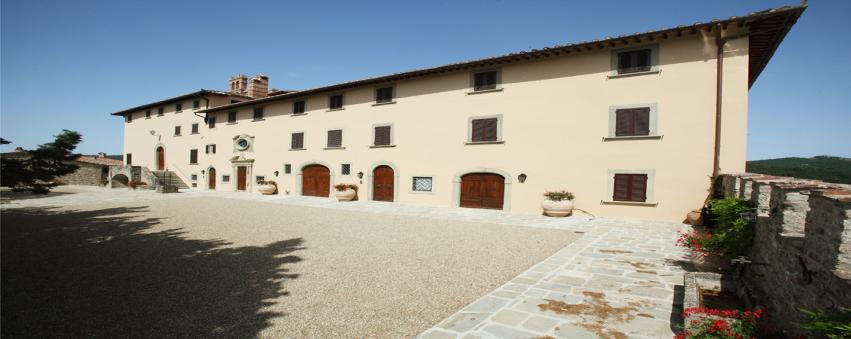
[746,156,851,184]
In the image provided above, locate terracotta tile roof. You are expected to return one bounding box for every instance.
[199,4,806,114]
[76,156,123,166]
[110,89,253,116]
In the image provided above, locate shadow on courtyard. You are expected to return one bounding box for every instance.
[1,206,304,338]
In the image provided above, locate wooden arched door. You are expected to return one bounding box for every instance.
[302,165,330,197]
[372,165,394,202]
[460,173,505,209]
[208,168,216,190]
[156,147,165,170]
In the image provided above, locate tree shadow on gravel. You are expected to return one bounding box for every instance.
[1,206,304,338]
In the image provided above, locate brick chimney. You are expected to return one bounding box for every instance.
[15,147,24,153]
[97,152,107,158]
[247,74,269,98]
[229,74,248,95]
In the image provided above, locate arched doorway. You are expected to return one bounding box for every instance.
[372,165,394,202]
[302,164,330,197]
[208,167,216,190]
[111,174,129,188]
[459,173,505,210]
[155,147,165,171]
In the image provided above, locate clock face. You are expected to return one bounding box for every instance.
[237,139,249,150]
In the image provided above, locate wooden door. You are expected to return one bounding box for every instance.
[372,165,394,202]
[237,167,247,191]
[302,165,330,197]
[460,173,505,209]
[156,147,165,170]
[208,168,216,190]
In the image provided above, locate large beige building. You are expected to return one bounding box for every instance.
[111,6,804,220]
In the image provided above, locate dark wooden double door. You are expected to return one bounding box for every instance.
[302,165,330,197]
[372,166,394,202]
[156,147,165,171]
[460,173,505,210]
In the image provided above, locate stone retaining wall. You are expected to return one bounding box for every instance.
[716,173,851,333]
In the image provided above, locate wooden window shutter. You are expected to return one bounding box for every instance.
[291,133,303,149]
[328,130,342,147]
[190,149,198,164]
[472,118,498,142]
[630,174,648,202]
[634,108,650,135]
[374,126,391,145]
[613,174,630,201]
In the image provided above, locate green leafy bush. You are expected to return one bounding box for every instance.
[543,190,574,201]
[799,308,851,339]
[677,198,755,259]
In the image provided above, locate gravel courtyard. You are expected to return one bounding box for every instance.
[1,188,580,338]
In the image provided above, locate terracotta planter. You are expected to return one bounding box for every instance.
[542,199,574,217]
[258,184,277,195]
[335,188,356,201]
[690,252,734,273]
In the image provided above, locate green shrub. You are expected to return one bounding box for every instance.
[543,190,574,201]
[699,198,756,259]
[798,308,851,339]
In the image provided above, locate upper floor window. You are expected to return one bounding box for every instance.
[293,100,306,114]
[208,117,216,129]
[125,153,132,165]
[193,100,201,109]
[145,110,151,118]
[375,86,394,103]
[284,164,292,174]
[327,129,343,148]
[205,144,216,154]
[189,149,198,164]
[174,125,181,136]
[611,45,659,77]
[373,125,392,146]
[228,111,237,123]
[253,107,264,120]
[467,115,503,143]
[191,123,199,134]
[615,108,650,136]
[613,173,648,202]
[328,94,344,110]
[472,70,499,92]
[157,107,164,116]
[291,132,304,149]
[175,103,183,112]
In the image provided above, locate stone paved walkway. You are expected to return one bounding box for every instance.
[3,186,691,338]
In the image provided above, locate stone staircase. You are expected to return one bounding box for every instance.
[151,171,190,190]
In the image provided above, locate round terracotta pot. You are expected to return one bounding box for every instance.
[542,199,574,217]
[690,252,734,273]
[258,184,277,195]
[335,188,356,201]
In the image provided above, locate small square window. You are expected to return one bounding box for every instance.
[613,173,648,202]
[222,175,231,183]
[191,123,199,134]
[191,174,198,181]
[174,126,181,136]
[284,164,292,174]
[341,164,351,175]
[192,182,197,187]
[228,111,237,123]
[412,177,433,192]
[205,144,216,154]
[189,149,198,164]
[145,110,151,118]
[176,103,183,112]
[470,118,498,142]
[615,108,650,137]
[329,94,344,109]
[472,70,498,91]
[293,100,305,114]
[374,125,391,146]
[291,132,304,149]
[193,100,200,108]
[208,117,216,129]
[255,176,265,184]
[375,86,393,103]
[253,107,264,120]
[157,107,164,116]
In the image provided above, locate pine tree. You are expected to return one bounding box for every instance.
[1,130,82,193]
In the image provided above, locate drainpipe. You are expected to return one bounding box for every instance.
[712,24,725,179]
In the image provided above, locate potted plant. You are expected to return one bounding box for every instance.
[541,190,575,217]
[334,183,357,201]
[257,180,277,195]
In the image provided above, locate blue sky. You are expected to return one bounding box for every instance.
[1,0,848,160]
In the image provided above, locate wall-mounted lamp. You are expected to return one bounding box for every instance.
[201,169,205,175]
[274,171,279,177]
[518,173,527,183]
[357,171,364,179]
